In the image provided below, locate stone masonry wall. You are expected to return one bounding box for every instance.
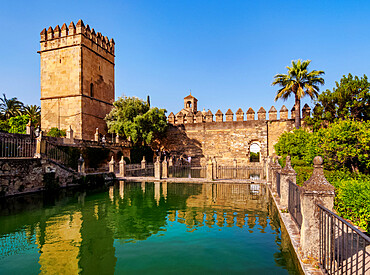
[159,119,294,166]
[0,158,78,197]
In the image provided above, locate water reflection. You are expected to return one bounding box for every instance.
[0,182,299,274]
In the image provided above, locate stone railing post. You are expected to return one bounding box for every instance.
[168,157,173,167]
[233,159,237,178]
[94,128,99,142]
[300,156,335,260]
[141,156,146,169]
[34,130,45,158]
[212,157,217,179]
[207,157,214,180]
[265,157,271,182]
[162,158,168,179]
[66,125,74,140]
[26,119,34,137]
[119,156,126,177]
[78,154,85,174]
[280,156,296,208]
[109,156,115,173]
[154,156,162,179]
[271,157,282,194]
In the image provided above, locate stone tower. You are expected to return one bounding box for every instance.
[184,94,197,113]
[38,19,115,140]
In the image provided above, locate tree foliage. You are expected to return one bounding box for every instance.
[47,127,66,137]
[274,120,370,173]
[272,59,325,129]
[0,93,24,119]
[306,74,370,131]
[105,96,167,146]
[8,115,37,134]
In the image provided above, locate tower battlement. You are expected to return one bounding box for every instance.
[39,20,115,61]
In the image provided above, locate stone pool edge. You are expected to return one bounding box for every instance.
[267,183,323,275]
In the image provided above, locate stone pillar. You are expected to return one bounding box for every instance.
[141,156,146,169]
[94,128,99,142]
[212,157,217,179]
[66,125,73,139]
[233,159,237,178]
[271,157,282,193]
[154,156,162,179]
[26,119,34,137]
[119,156,126,177]
[206,157,214,181]
[162,158,168,179]
[300,156,335,260]
[280,156,296,208]
[78,154,85,174]
[168,157,173,167]
[34,131,45,158]
[109,156,115,173]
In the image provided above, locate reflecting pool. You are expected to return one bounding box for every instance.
[0,182,300,274]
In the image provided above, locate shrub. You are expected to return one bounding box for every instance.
[47,127,66,137]
[335,179,370,233]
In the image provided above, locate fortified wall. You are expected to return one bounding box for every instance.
[39,20,115,140]
[161,94,311,166]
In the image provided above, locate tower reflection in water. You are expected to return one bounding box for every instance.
[0,182,298,274]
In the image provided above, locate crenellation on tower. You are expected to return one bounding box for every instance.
[47,26,53,40]
[53,25,61,38]
[40,28,47,41]
[39,20,114,57]
[68,22,76,35]
[61,23,68,36]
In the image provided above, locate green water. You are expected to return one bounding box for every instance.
[0,182,300,274]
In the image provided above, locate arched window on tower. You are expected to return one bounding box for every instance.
[90,83,94,97]
[186,101,192,108]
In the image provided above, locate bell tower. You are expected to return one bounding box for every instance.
[183,93,198,114]
[39,19,115,140]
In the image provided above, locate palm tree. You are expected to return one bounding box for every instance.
[0,93,24,119]
[23,104,41,125]
[272,60,325,129]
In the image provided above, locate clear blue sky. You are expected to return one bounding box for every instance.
[1,0,369,115]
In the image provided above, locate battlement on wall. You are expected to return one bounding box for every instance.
[168,104,311,125]
[39,19,115,57]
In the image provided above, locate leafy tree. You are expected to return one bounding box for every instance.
[274,128,317,166]
[105,96,167,146]
[23,105,41,125]
[272,60,325,129]
[0,120,10,132]
[306,74,370,131]
[274,120,370,173]
[0,93,24,119]
[317,119,370,173]
[47,127,66,137]
[8,115,36,134]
